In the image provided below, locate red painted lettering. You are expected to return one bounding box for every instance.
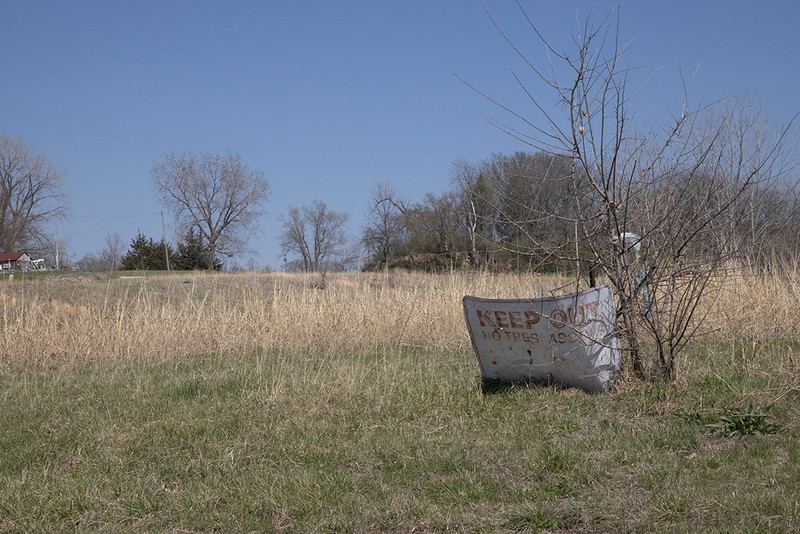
[508,311,524,329]
[568,305,586,327]
[549,309,567,328]
[584,300,599,319]
[524,310,540,328]
[494,311,509,328]
[476,310,495,327]
[548,332,568,344]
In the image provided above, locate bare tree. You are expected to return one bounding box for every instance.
[472,5,796,380]
[403,191,465,269]
[280,206,312,271]
[151,151,270,269]
[75,232,125,272]
[696,97,799,266]
[463,152,579,271]
[361,183,408,268]
[98,232,125,270]
[450,159,497,268]
[279,201,351,272]
[0,134,66,252]
[74,253,102,272]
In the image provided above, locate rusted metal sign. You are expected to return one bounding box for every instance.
[463,285,621,392]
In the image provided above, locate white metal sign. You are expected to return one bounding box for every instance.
[463,285,621,392]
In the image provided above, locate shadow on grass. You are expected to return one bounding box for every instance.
[480,376,560,395]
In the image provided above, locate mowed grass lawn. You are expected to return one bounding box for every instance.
[1,343,799,532]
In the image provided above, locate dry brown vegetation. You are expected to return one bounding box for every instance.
[0,268,795,373]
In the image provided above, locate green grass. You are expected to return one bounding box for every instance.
[1,344,798,532]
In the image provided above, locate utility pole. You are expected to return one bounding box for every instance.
[161,210,170,272]
[55,221,59,270]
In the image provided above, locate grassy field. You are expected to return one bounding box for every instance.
[0,270,798,532]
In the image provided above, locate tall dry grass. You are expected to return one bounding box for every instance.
[0,268,795,370]
[706,267,800,340]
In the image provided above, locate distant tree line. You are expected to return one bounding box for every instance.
[3,101,798,280]
[4,132,798,276]
[359,147,800,275]
[361,152,592,272]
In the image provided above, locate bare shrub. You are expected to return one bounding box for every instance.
[464,5,797,380]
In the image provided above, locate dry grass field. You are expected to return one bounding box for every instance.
[0,270,577,369]
[1,268,796,369]
[1,269,798,531]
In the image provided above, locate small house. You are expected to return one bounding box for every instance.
[0,252,33,271]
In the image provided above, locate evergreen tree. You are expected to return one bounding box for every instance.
[120,232,174,270]
[174,228,222,270]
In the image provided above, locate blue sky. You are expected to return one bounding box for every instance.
[3,1,798,270]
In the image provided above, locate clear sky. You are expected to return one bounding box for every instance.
[2,1,798,270]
